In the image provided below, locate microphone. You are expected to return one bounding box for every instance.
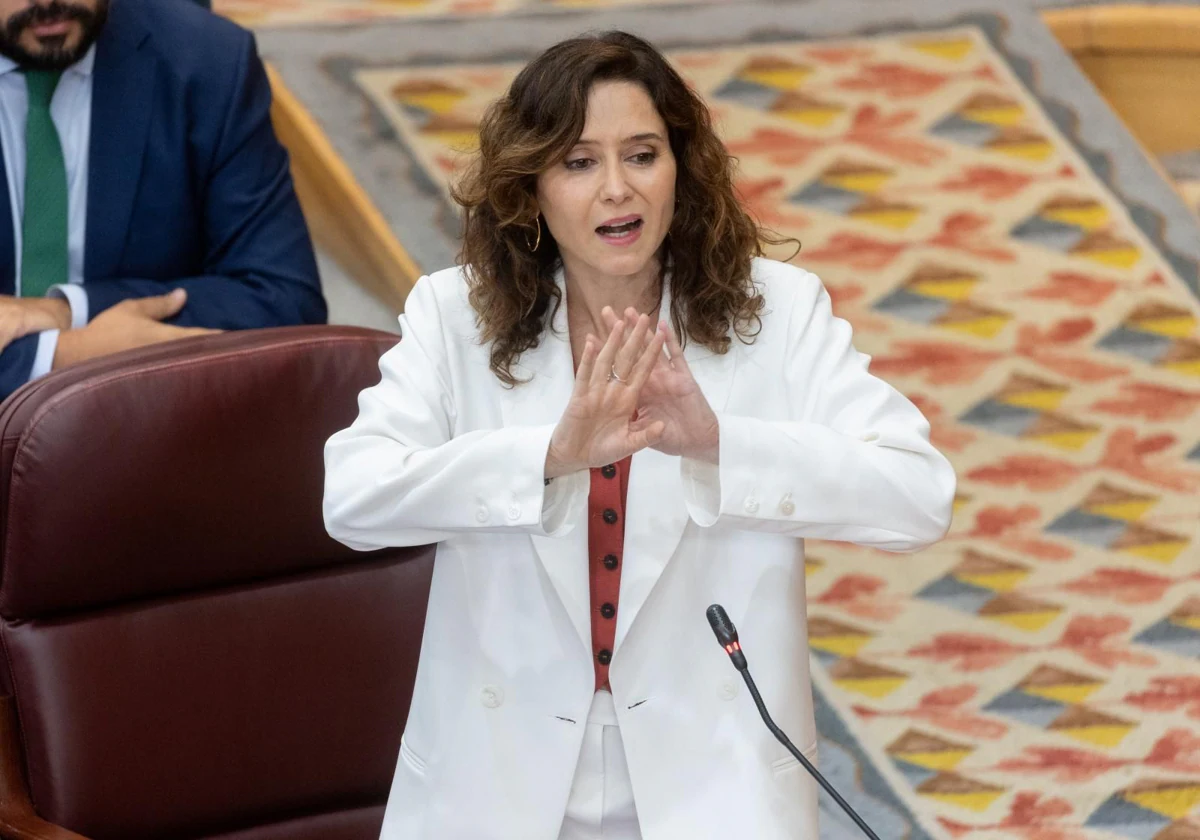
[706,602,747,670]
[706,604,882,840]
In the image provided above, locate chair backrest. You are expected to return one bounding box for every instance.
[0,327,434,840]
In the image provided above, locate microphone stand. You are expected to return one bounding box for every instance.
[708,604,883,840]
[740,666,882,840]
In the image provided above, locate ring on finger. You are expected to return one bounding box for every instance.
[608,365,625,383]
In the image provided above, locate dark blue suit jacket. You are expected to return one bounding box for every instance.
[0,0,325,398]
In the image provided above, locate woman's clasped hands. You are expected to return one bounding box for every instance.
[545,307,720,478]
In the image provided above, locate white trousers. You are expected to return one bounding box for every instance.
[557,690,643,840]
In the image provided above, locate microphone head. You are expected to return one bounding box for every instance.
[706,604,739,647]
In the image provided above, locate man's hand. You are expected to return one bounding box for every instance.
[53,289,220,369]
[0,296,72,352]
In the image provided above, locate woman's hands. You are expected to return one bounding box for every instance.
[546,307,720,479]
[545,313,668,478]
[606,307,720,464]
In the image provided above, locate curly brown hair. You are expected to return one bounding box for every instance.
[453,30,787,386]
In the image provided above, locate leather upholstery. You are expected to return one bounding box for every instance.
[203,806,386,840]
[0,327,434,840]
[0,328,398,618]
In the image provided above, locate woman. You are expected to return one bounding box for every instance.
[324,31,955,840]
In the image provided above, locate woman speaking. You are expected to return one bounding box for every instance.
[323,30,956,840]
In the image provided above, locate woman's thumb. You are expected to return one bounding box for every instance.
[636,421,666,449]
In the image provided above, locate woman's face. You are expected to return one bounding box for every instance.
[536,80,676,289]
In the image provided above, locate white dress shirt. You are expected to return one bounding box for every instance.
[0,48,93,380]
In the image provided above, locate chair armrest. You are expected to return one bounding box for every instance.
[0,696,90,840]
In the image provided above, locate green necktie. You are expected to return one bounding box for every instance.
[20,69,68,299]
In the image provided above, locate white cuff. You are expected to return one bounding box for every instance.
[30,330,60,380]
[681,457,722,527]
[485,423,588,537]
[541,470,590,535]
[49,284,88,328]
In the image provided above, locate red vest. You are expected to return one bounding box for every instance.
[586,456,630,690]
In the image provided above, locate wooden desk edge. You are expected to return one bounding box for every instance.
[1042,4,1200,54]
[267,64,418,308]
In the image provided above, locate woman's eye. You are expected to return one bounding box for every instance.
[565,158,592,171]
[631,152,656,165]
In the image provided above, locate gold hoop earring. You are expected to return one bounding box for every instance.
[526,217,542,253]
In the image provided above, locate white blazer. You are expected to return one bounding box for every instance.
[323,257,956,840]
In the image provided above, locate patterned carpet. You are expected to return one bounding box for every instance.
[222,0,1200,216]
[215,0,719,27]
[250,4,1200,839]
[215,0,1200,27]
[212,0,724,27]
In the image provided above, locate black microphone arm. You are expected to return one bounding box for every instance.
[706,604,883,840]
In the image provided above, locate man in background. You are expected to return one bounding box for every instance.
[0,0,325,398]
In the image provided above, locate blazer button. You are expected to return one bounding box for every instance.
[744,497,760,514]
[602,508,618,525]
[601,464,617,479]
[475,507,489,523]
[600,602,616,619]
[507,505,521,521]
[718,678,739,701]
[596,649,612,666]
[603,554,619,571]
[480,685,504,708]
[780,499,796,517]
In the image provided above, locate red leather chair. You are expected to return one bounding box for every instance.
[0,327,433,840]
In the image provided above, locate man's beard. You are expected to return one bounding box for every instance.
[0,0,108,72]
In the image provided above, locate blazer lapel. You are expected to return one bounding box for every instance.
[615,281,737,653]
[499,271,592,655]
[0,134,12,295]
[85,2,155,280]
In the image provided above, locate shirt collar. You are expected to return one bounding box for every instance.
[70,44,96,77]
[0,43,96,79]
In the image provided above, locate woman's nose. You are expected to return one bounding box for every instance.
[600,164,633,202]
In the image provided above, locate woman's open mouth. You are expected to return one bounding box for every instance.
[596,217,643,246]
